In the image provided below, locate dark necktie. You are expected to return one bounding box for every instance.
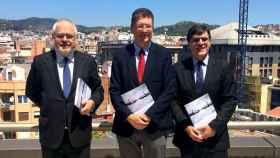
[63,57,71,97]
[137,49,145,83]
[195,61,204,94]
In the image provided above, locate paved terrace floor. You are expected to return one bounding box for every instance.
[0,136,280,158]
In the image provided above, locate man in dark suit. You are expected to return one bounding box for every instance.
[26,19,104,158]
[172,24,237,158]
[110,8,176,158]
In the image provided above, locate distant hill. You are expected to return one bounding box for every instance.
[112,21,219,36]
[0,17,106,33]
[155,21,219,36]
[0,17,56,32]
[0,17,219,35]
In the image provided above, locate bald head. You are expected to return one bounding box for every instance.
[51,19,78,56]
[52,19,78,34]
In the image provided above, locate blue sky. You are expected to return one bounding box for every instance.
[0,0,279,27]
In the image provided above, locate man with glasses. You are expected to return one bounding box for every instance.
[110,8,176,158]
[26,19,104,158]
[171,24,237,158]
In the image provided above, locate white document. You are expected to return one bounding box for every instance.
[121,84,154,114]
[74,78,91,109]
[184,93,217,128]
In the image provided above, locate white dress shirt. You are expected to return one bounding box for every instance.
[192,54,209,83]
[134,43,151,70]
[56,50,74,90]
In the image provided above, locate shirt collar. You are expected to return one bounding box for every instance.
[55,49,74,64]
[192,54,209,67]
[133,42,151,56]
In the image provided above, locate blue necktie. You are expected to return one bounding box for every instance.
[63,57,71,97]
[195,61,204,94]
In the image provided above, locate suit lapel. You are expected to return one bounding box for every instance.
[202,54,215,94]
[69,51,84,98]
[143,43,155,82]
[127,43,156,85]
[49,50,65,98]
[182,57,197,98]
[126,44,139,85]
[49,50,83,99]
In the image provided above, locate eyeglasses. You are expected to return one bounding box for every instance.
[54,33,76,39]
[191,37,209,43]
[135,24,153,30]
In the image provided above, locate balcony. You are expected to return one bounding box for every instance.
[0,122,280,158]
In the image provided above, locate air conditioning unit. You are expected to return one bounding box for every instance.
[273,78,280,87]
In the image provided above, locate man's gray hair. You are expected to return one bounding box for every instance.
[52,18,78,34]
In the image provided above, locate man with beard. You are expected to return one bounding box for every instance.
[26,19,104,158]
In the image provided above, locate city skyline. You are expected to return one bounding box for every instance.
[0,0,279,27]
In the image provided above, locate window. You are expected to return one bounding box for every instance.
[264,57,268,67]
[260,69,263,77]
[278,57,280,67]
[264,69,268,78]
[7,72,12,80]
[260,57,264,67]
[269,57,273,67]
[1,94,14,106]
[4,132,16,139]
[18,95,28,103]
[3,111,12,121]
[247,70,252,76]
[248,57,253,65]
[268,69,272,77]
[271,89,280,109]
[18,112,29,121]
[34,111,40,118]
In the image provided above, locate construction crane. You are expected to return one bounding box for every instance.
[238,0,249,105]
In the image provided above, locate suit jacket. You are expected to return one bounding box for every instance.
[110,42,176,137]
[26,50,104,149]
[172,53,237,151]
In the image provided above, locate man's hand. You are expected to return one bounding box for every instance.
[139,113,151,123]
[80,99,95,116]
[185,126,203,142]
[197,125,216,140]
[127,113,151,130]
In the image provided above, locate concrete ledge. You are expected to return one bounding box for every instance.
[0,136,280,158]
[2,121,280,132]
[265,136,280,157]
[229,137,274,157]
